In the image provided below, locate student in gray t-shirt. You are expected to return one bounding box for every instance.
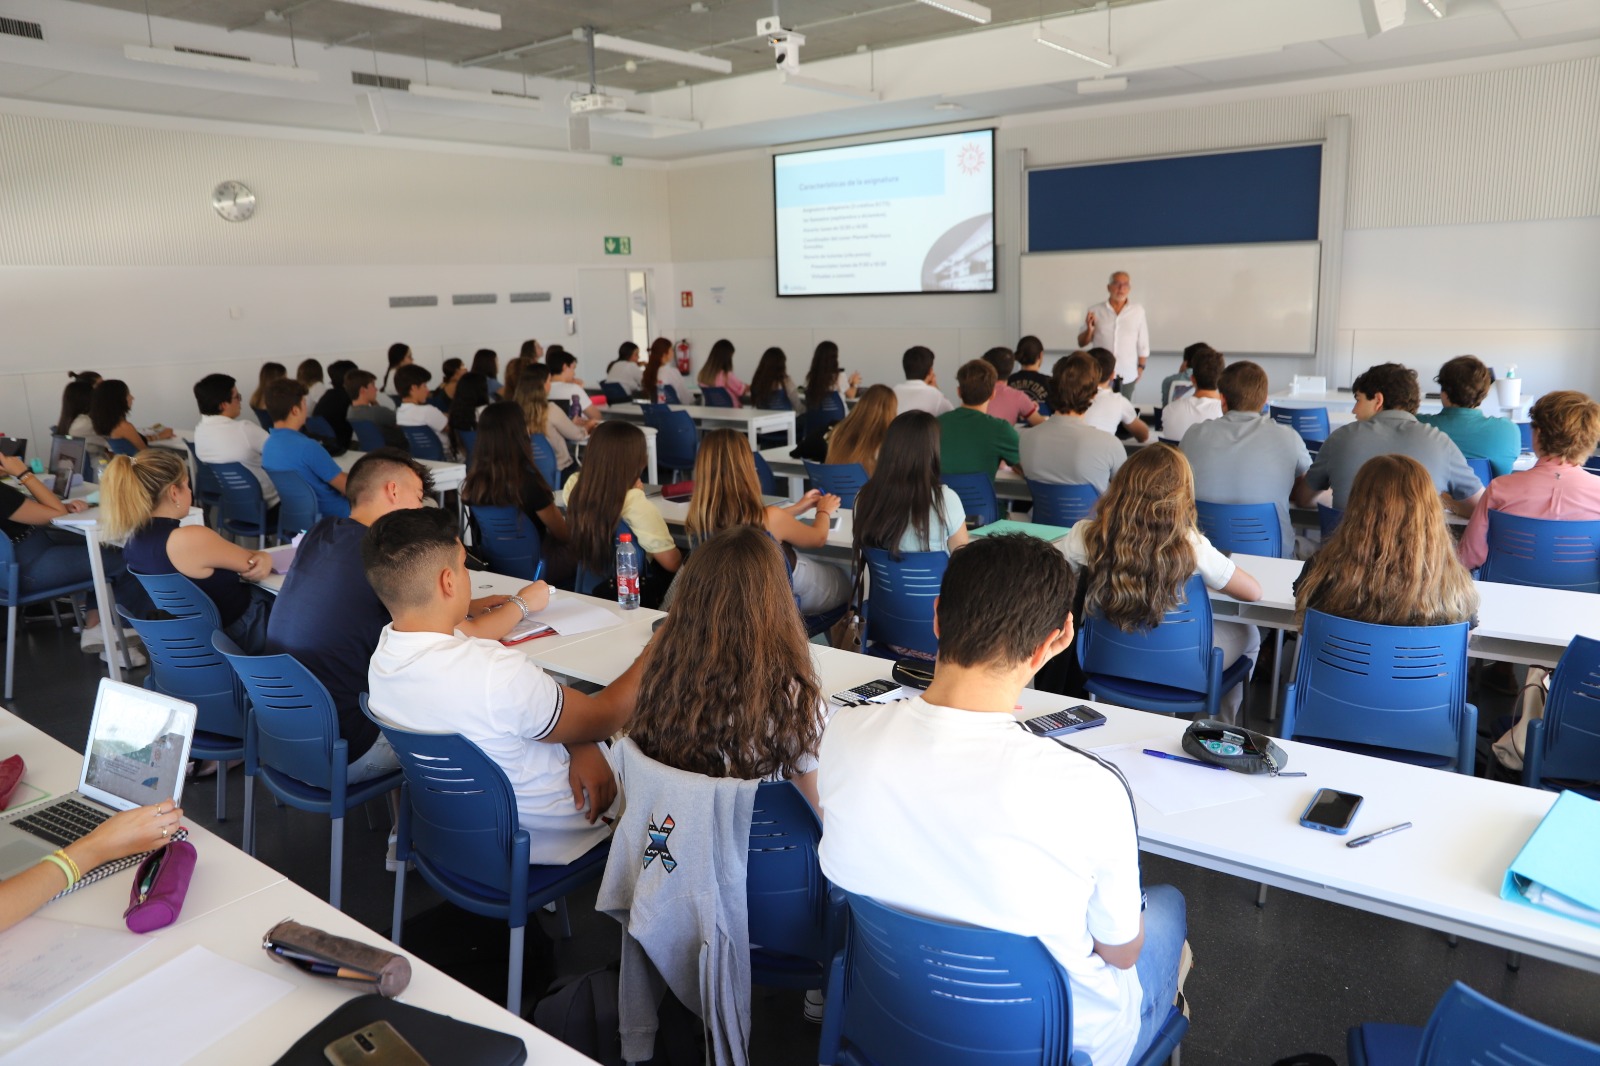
[1180,361,1310,556]
[1017,351,1127,494]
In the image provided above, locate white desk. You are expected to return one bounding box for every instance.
[333,450,466,494]
[602,404,797,476]
[654,499,856,561]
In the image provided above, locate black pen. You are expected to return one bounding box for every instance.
[1346,821,1412,848]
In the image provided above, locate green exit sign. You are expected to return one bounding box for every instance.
[603,236,632,255]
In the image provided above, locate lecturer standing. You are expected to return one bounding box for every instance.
[1077,271,1150,398]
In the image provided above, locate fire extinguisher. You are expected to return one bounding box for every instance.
[675,339,691,376]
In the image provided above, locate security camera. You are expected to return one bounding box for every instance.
[758,17,805,72]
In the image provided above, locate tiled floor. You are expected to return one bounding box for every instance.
[7,612,1599,1065]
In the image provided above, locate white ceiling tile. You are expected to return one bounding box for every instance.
[1322,11,1522,62]
[1502,0,1600,38]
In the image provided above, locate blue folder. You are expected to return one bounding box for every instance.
[1500,790,1600,929]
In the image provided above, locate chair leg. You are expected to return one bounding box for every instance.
[1170,1046,1181,1066]
[329,815,344,910]
[556,897,573,939]
[1507,950,1521,971]
[506,925,525,1014]
[243,774,255,855]
[4,605,16,702]
[1256,883,1269,908]
[391,866,407,945]
[1446,934,1458,947]
[363,802,376,831]
[49,599,62,628]
[1268,629,1284,722]
[215,759,228,823]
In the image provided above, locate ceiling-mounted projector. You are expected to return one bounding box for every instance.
[569,93,627,115]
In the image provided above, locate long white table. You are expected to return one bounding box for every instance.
[333,449,466,494]
[602,404,797,474]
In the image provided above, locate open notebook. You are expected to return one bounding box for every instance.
[501,597,621,645]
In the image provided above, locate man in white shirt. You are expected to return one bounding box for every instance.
[1158,345,1225,444]
[1081,348,1150,442]
[1077,271,1150,398]
[819,533,1187,1066]
[891,345,954,416]
[192,372,280,507]
[605,342,644,396]
[362,507,640,865]
[393,364,452,455]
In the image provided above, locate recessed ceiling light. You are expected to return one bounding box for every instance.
[328,0,500,31]
[916,0,991,24]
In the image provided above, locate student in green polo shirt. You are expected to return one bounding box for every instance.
[1417,355,1522,477]
[937,360,1023,480]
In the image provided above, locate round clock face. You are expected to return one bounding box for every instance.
[212,181,256,222]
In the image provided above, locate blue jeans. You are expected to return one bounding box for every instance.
[1129,884,1187,1061]
[13,529,153,618]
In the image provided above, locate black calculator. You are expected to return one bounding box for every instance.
[1022,705,1108,737]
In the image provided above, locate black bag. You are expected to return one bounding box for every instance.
[273,994,526,1066]
[533,967,623,1066]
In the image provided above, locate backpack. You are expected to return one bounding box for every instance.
[533,966,623,1066]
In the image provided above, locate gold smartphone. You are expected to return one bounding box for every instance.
[323,1021,430,1066]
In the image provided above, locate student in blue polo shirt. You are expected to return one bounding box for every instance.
[261,378,351,519]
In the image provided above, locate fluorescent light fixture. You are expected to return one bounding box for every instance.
[123,44,320,82]
[916,0,991,23]
[1077,76,1127,94]
[588,31,732,74]
[1418,0,1446,17]
[328,0,500,32]
[1033,27,1115,69]
[408,83,541,109]
[599,111,701,131]
[779,71,880,101]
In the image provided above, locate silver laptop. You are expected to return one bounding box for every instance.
[0,679,197,879]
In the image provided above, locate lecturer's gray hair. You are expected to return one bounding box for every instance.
[1109,270,1130,283]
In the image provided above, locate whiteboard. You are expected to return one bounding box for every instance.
[1019,242,1320,356]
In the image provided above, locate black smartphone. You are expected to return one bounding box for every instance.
[1299,788,1363,835]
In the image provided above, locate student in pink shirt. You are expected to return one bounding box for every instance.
[696,338,747,407]
[1458,390,1600,570]
[980,347,1046,427]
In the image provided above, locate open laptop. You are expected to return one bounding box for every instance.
[0,679,197,879]
[48,435,87,496]
[0,438,24,461]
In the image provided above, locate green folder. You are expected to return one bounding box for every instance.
[968,518,1074,543]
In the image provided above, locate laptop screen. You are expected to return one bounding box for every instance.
[80,681,197,811]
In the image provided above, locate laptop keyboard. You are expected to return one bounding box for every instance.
[12,798,112,848]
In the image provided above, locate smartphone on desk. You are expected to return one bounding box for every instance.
[324,1021,429,1066]
[1299,788,1363,835]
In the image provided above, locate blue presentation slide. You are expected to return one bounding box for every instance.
[774,129,994,296]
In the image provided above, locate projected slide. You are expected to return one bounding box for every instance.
[774,129,995,297]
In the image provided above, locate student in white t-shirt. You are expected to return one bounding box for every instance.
[1157,345,1225,444]
[890,345,954,416]
[363,507,644,865]
[393,364,453,456]
[819,531,1189,1066]
[1081,347,1150,441]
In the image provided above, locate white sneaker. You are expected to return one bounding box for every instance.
[384,831,412,874]
[98,641,147,668]
[81,625,137,654]
[803,988,826,1024]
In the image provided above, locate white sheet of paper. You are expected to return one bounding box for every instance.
[1087,742,1263,816]
[526,596,620,636]
[0,945,293,1066]
[0,917,149,1031]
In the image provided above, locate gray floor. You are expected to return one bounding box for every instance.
[7,611,1600,1065]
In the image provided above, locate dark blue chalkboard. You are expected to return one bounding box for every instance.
[1028,145,1321,252]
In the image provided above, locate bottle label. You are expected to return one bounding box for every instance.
[618,573,640,599]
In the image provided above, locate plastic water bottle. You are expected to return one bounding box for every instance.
[615,534,641,610]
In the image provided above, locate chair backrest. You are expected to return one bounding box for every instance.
[941,472,1000,528]
[529,434,560,489]
[1317,503,1343,538]
[457,429,477,465]
[752,449,780,497]
[701,385,734,408]
[861,549,947,657]
[803,461,869,509]
[470,504,544,581]
[659,384,682,405]
[1025,480,1098,528]
[1195,500,1284,559]
[1284,609,1475,771]
[758,388,793,412]
[602,382,631,405]
[253,407,273,430]
[107,437,140,457]
[400,425,446,462]
[1078,573,1218,699]
[209,461,269,534]
[1480,511,1600,593]
[1416,981,1600,1064]
[213,631,341,790]
[266,468,321,538]
[1527,634,1600,788]
[350,419,387,452]
[1268,405,1330,443]
[644,407,699,474]
[1465,457,1492,487]
[574,521,635,599]
[833,892,1074,1066]
[305,415,337,440]
[130,569,220,627]
[183,441,224,508]
[746,781,829,965]
[118,607,245,740]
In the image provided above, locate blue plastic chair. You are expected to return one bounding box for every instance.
[305,415,336,440]
[753,449,781,497]
[362,700,609,1013]
[213,633,402,909]
[457,429,477,465]
[1317,503,1343,538]
[574,522,635,601]
[183,441,224,528]
[1269,405,1331,444]
[130,569,218,626]
[1078,573,1252,718]
[350,420,387,452]
[804,461,869,509]
[1466,456,1492,488]
[470,504,544,581]
[1026,480,1099,528]
[1195,500,1284,559]
[1524,634,1600,795]
[1518,420,1534,452]
[1585,454,1599,475]
[644,406,700,479]
[117,606,245,822]
[860,549,947,658]
[529,434,561,490]
[658,384,683,405]
[1,532,99,700]
[819,891,1187,1066]
[748,780,838,991]
[400,425,445,461]
[759,388,793,411]
[266,468,320,539]
[1480,512,1600,593]
[107,437,139,458]
[1348,980,1600,1065]
[942,472,1000,528]
[802,393,848,439]
[701,385,734,408]
[210,461,273,548]
[602,381,631,405]
[1283,609,1476,773]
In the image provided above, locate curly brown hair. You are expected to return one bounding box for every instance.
[1079,444,1199,631]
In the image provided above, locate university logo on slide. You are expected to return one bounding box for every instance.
[643,814,677,873]
[957,140,986,177]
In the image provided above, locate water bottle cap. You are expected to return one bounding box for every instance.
[619,533,632,542]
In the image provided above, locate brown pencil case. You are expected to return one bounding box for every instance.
[263,919,412,998]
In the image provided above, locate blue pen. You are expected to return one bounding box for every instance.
[1142,749,1227,772]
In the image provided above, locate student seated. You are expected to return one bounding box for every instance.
[686,429,850,614]
[1180,361,1311,554]
[462,402,575,587]
[363,507,640,862]
[563,421,681,606]
[1080,348,1150,442]
[748,347,801,412]
[344,370,405,448]
[312,359,359,450]
[516,364,588,481]
[1007,335,1052,408]
[248,362,287,417]
[1457,390,1600,570]
[1296,362,1482,514]
[192,373,280,508]
[854,411,968,560]
[380,343,413,406]
[1017,351,1127,495]
[261,379,351,519]
[393,365,452,456]
[980,347,1045,427]
[819,531,1189,1066]
[937,360,1022,480]
[546,348,597,419]
[1157,345,1225,444]
[1158,343,1204,408]
[101,449,275,652]
[824,385,897,475]
[296,359,329,410]
[430,357,465,410]
[642,337,689,405]
[1062,445,1260,720]
[57,375,96,445]
[1418,355,1522,478]
[891,345,954,416]
[471,348,503,400]
[446,371,491,455]
[90,379,174,461]
[696,338,747,407]
[605,341,644,397]
[804,340,860,414]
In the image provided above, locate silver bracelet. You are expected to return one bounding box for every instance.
[507,594,531,620]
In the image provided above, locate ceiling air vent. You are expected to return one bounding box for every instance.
[353,71,410,91]
[0,16,44,40]
[176,45,251,62]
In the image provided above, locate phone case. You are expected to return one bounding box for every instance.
[264,920,413,998]
[0,754,23,810]
[1299,793,1362,835]
[324,1021,430,1066]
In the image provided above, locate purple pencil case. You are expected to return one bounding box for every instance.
[124,839,197,933]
